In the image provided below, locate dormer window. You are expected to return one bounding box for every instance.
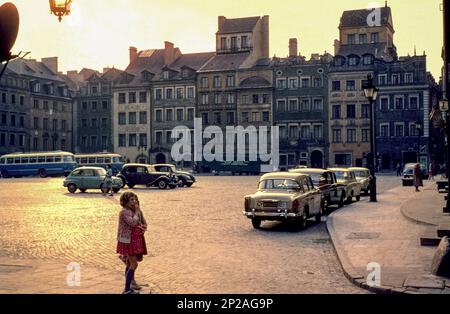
[181,69,189,78]
[362,55,373,65]
[142,71,153,81]
[347,34,356,45]
[334,56,345,66]
[163,71,169,80]
[231,37,237,50]
[348,56,359,66]
[221,37,227,50]
[241,36,248,48]
[91,86,98,95]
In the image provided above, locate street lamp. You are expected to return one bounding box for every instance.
[363,74,379,202]
[415,119,422,164]
[49,0,72,22]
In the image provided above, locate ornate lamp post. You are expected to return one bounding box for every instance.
[49,0,72,22]
[363,74,379,202]
[415,119,422,164]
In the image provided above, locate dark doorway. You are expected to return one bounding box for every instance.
[310,150,323,168]
[381,153,391,170]
[403,152,417,165]
[155,153,166,164]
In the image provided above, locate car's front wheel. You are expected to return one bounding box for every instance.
[113,188,121,193]
[177,178,185,187]
[186,182,193,187]
[251,218,262,229]
[68,184,77,194]
[39,169,47,178]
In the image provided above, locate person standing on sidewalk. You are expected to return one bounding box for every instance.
[428,162,435,181]
[103,165,114,196]
[396,163,402,176]
[413,163,422,192]
[116,192,148,294]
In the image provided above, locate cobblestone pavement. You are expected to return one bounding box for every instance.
[0,175,400,293]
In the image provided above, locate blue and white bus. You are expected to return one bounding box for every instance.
[75,153,125,174]
[0,151,77,178]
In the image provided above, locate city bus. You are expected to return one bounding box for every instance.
[74,153,125,174]
[0,151,77,178]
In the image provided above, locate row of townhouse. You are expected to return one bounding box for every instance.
[0,6,442,172]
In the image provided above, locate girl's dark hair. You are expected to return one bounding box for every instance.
[120,192,139,207]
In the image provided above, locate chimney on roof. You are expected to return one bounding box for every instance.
[289,38,298,58]
[334,39,341,55]
[41,57,58,73]
[218,16,226,31]
[129,46,138,64]
[261,15,270,59]
[163,41,178,65]
[66,70,79,82]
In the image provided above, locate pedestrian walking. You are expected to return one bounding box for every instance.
[413,163,422,192]
[429,162,435,181]
[103,165,114,196]
[396,163,402,176]
[116,192,148,294]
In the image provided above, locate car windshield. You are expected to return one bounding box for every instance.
[259,179,301,190]
[97,168,107,176]
[354,171,369,178]
[301,173,323,186]
[334,171,350,180]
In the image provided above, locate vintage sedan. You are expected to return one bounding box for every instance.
[117,164,177,189]
[289,168,346,210]
[328,168,362,203]
[153,164,196,187]
[63,166,123,194]
[349,167,371,195]
[243,172,323,229]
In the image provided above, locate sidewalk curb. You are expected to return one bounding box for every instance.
[326,213,402,294]
[400,206,438,227]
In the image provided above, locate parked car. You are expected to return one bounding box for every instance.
[243,172,323,229]
[328,168,362,203]
[403,163,429,179]
[289,168,346,210]
[153,164,196,187]
[117,164,177,189]
[349,167,371,196]
[63,166,123,194]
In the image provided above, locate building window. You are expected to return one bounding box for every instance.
[359,34,367,44]
[102,101,108,109]
[277,100,286,112]
[101,136,108,148]
[91,101,97,111]
[91,86,98,95]
[332,81,341,91]
[300,99,310,111]
[155,89,163,100]
[33,137,38,150]
[392,74,401,85]
[165,88,173,100]
[380,97,389,111]
[213,76,221,88]
[33,99,39,109]
[378,74,387,85]
[361,129,370,142]
[139,134,147,147]
[33,117,39,129]
[263,94,270,104]
[262,111,270,122]
[155,109,163,122]
[155,132,163,145]
[227,93,235,104]
[221,37,227,50]
[53,119,58,131]
[216,94,223,105]
[118,113,126,125]
[118,93,126,104]
[395,123,404,137]
[332,129,342,143]
[279,126,287,139]
[187,108,194,121]
[241,112,249,123]
[20,95,24,105]
[176,88,184,99]
[201,77,209,88]
[276,78,287,89]
[241,36,248,48]
[361,104,370,118]
[1,93,6,103]
[252,94,259,104]
[409,96,418,110]
[43,118,48,130]
[10,115,16,127]
[313,77,322,88]
[347,104,356,119]
[371,32,379,43]
[214,112,221,124]
[288,78,298,89]
[405,73,414,84]
[91,118,97,128]
[252,112,259,122]
[227,112,235,124]
[129,134,137,147]
[410,123,418,137]
[202,113,209,125]
[90,136,97,147]
[395,96,404,110]
[300,125,310,139]
[289,99,298,112]
[187,87,195,99]
[201,94,209,105]
[139,111,147,124]
[313,125,323,139]
[346,80,356,91]
[347,129,357,143]
[119,134,126,147]
[348,57,358,66]
[226,75,235,87]
[82,102,88,110]
[301,77,310,88]
[312,99,323,111]
[44,101,49,110]
[166,109,173,122]
[101,118,107,128]
[81,119,87,128]
[231,36,237,50]
[347,34,356,44]
[332,105,341,119]
[363,55,373,65]
[176,109,184,121]
[380,124,390,137]
[163,71,169,80]
[139,92,147,103]
[289,125,298,139]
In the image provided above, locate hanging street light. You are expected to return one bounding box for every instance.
[49,0,72,22]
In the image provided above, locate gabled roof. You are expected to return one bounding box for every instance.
[7,59,64,82]
[199,52,251,72]
[101,67,124,81]
[340,7,393,29]
[218,16,260,34]
[168,52,215,72]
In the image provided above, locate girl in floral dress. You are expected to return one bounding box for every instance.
[116,192,147,294]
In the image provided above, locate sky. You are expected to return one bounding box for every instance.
[5,0,444,79]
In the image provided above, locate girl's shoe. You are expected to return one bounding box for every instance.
[122,289,139,294]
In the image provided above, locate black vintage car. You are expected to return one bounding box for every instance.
[289,168,346,210]
[117,164,177,189]
[153,164,196,187]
